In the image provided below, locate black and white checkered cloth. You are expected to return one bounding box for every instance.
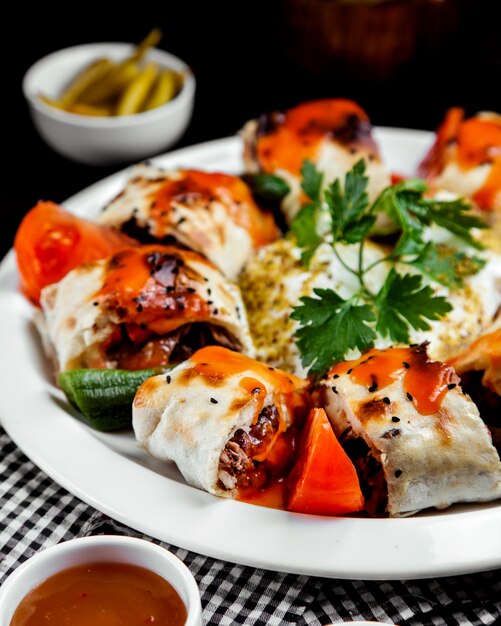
[1,425,500,625]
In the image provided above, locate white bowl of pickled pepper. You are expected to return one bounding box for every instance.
[22,30,196,165]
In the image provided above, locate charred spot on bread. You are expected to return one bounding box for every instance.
[357,398,393,423]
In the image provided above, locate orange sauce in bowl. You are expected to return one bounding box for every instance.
[10,562,187,626]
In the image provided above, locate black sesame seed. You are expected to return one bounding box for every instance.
[409,343,418,348]
[207,300,213,305]
[166,375,171,384]
[178,304,185,311]
[382,428,401,439]
[383,397,391,405]
[406,392,413,401]
[165,286,175,293]
[93,301,98,306]
[447,383,457,390]
[268,367,275,371]
[368,385,377,393]
[177,217,186,225]
[210,398,218,404]
[204,277,209,282]
[136,304,143,313]
[187,287,196,293]
[333,374,340,379]
[213,308,219,315]
[395,469,403,478]
[403,361,410,369]
[391,416,400,423]
[208,288,212,296]
[332,386,338,394]
[347,368,353,374]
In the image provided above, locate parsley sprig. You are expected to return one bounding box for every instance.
[290,160,487,375]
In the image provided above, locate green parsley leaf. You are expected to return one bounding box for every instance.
[245,173,290,203]
[418,197,487,249]
[392,230,424,258]
[301,160,323,202]
[290,203,323,267]
[411,243,486,288]
[375,269,452,343]
[291,288,376,374]
[325,159,372,244]
[372,179,428,235]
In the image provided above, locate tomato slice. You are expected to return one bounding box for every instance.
[287,408,364,516]
[14,201,136,305]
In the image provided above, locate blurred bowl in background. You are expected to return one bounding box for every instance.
[22,43,196,166]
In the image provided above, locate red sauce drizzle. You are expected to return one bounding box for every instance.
[329,345,459,415]
[237,428,300,508]
[98,245,210,337]
[190,346,309,401]
[473,158,501,210]
[150,170,278,246]
[455,117,501,169]
[256,99,377,175]
[418,107,464,180]
[238,479,287,509]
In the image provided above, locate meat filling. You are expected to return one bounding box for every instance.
[218,405,280,491]
[105,323,241,370]
[342,436,388,517]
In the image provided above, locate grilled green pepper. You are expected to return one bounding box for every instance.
[59,368,160,431]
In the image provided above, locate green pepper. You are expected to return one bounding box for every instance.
[245,173,290,203]
[59,368,161,432]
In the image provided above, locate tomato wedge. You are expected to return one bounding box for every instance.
[287,408,364,516]
[14,201,136,305]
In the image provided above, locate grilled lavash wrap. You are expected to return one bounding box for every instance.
[418,108,501,213]
[449,325,501,451]
[98,165,279,280]
[242,98,390,224]
[133,346,310,497]
[320,344,501,517]
[36,245,254,374]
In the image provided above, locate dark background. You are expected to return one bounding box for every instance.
[3,2,501,259]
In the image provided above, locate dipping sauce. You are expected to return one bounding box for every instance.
[10,562,187,626]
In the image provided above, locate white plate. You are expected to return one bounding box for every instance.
[2,131,501,581]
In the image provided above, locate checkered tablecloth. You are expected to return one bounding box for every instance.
[1,426,500,626]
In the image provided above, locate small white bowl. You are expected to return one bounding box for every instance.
[0,535,202,626]
[22,43,196,165]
